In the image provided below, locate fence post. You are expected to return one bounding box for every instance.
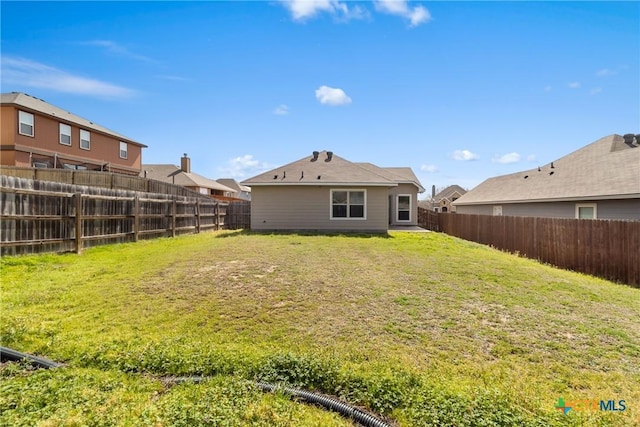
[196,198,201,234]
[172,198,177,238]
[215,202,220,230]
[134,194,140,242]
[75,193,82,254]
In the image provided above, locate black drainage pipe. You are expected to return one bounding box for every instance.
[256,381,393,427]
[1,348,392,427]
[0,346,62,369]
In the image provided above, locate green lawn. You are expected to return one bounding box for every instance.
[1,231,638,426]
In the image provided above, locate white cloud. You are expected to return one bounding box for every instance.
[1,56,135,98]
[80,40,152,62]
[451,150,478,161]
[420,164,438,173]
[218,155,273,179]
[315,85,352,106]
[568,81,581,89]
[544,85,552,92]
[279,0,366,22]
[492,152,521,164]
[273,104,290,115]
[596,68,616,77]
[590,87,602,96]
[375,0,432,26]
[526,154,537,162]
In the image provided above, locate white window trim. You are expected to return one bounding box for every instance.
[330,189,367,220]
[80,129,91,150]
[575,203,597,219]
[19,110,34,137]
[59,123,72,146]
[119,141,128,159]
[396,194,411,222]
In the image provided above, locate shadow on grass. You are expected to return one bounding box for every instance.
[216,228,393,239]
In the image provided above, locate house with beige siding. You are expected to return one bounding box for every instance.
[241,151,424,232]
[452,134,640,220]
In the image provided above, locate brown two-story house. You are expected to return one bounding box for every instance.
[1,92,146,175]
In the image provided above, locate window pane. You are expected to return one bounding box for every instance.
[350,205,364,218]
[80,130,90,149]
[578,207,594,219]
[332,191,347,204]
[60,134,71,145]
[398,196,410,210]
[20,123,34,136]
[398,211,410,221]
[19,111,34,125]
[333,205,347,217]
[349,191,364,204]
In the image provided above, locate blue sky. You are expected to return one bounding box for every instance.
[2,1,638,195]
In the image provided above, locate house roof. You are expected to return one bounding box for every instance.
[142,164,237,193]
[1,92,146,147]
[216,178,251,193]
[355,163,425,192]
[241,151,423,190]
[453,134,640,206]
[432,185,466,201]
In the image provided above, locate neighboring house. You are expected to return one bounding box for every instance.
[0,92,146,175]
[142,154,237,198]
[216,178,251,201]
[452,134,640,220]
[241,150,425,232]
[423,185,467,213]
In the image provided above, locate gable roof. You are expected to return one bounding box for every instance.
[453,134,640,206]
[142,164,236,193]
[216,178,251,193]
[433,185,466,201]
[355,163,425,192]
[1,92,146,147]
[242,151,402,187]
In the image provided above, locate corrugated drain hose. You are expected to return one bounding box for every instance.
[1,347,393,427]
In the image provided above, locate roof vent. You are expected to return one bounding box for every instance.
[312,151,319,161]
[623,134,635,146]
[326,151,333,162]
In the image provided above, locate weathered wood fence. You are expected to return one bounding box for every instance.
[1,176,251,256]
[417,208,640,287]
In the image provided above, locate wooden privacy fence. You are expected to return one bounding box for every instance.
[431,213,640,287]
[0,176,251,256]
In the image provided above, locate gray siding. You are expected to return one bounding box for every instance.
[455,199,640,220]
[251,185,390,231]
[388,183,419,225]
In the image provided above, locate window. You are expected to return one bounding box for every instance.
[331,190,365,219]
[19,111,34,136]
[119,141,128,159]
[576,203,597,219]
[59,123,71,145]
[397,195,411,221]
[434,207,439,213]
[493,205,503,216]
[80,129,90,150]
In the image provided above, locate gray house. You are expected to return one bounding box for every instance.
[241,151,425,232]
[452,134,640,220]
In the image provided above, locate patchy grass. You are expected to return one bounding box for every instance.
[1,230,638,426]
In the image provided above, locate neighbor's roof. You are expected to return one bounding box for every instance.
[216,178,251,193]
[433,185,466,201]
[453,134,640,205]
[1,92,146,147]
[242,151,421,188]
[142,164,237,193]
